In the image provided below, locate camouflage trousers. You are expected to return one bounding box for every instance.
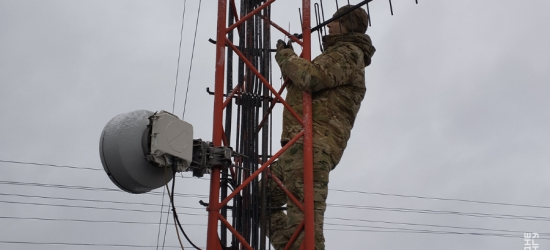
[261,143,333,250]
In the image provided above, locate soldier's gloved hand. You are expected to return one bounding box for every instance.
[286,40,294,52]
[276,39,288,52]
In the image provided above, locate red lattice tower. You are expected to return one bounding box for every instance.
[207,1,315,249]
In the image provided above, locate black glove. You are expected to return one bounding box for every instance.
[276,39,294,53]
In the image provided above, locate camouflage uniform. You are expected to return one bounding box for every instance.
[264,6,376,250]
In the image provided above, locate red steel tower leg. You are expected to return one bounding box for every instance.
[301,1,315,249]
[207,0,227,249]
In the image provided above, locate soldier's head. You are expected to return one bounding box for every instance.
[328,5,369,35]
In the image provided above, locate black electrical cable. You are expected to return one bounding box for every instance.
[169,167,202,250]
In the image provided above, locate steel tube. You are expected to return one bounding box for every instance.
[301,1,315,249]
[260,16,304,46]
[227,0,277,33]
[284,220,305,250]
[218,213,254,250]
[256,78,289,133]
[269,169,304,211]
[220,130,304,208]
[225,38,304,125]
[206,0,228,249]
[222,83,242,108]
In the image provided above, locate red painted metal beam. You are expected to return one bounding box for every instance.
[222,82,242,108]
[261,15,304,46]
[301,1,316,249]
[226,0,277,33]
[229,0,240,24]
[206,0,228,249]
[219,130,304,208]
[225,38,304,126]
[219,214,254,250]
[269,168,304,211]
[256,78,289,133]
[284,220,305,250]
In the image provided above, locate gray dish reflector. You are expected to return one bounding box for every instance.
[99,110,172,194]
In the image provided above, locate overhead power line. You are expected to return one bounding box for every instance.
[0,192,182,208]
[0,192,208,213]
[324,227,550,240]
[3,214,548,238]
[325,216,550,236]
[0,159,100,171]
[0,200,208,215]
[0,159,209,181]
[3,159,548,209]
[1,191,549,224]
[2,178,550,222]
[0,240,200,249]
[331,188,550,210]
[2,215,548,241]
[172,0,187,114]
[182,0,202,120]
[0,215,207,226]
[327,203,550,222]
[0,180,208,198]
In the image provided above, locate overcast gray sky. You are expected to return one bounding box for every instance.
[1,0,549,249]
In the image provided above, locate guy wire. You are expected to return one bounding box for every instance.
[182,0,202,120]
[172,0,187,114]
[165,165,185,250]
[166,1,187,246]
[155,182,168,250]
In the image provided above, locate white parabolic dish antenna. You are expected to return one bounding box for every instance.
[99,110,173,194]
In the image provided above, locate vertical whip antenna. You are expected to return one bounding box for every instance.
[389,0,394,15]
[366,1,372,26]
[347,0,355,35]
[335,0,344,38]
[320,0,327,35]
[299,8,304,30]
[314,3,324,52]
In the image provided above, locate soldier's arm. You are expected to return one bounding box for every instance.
[275,44,362,92]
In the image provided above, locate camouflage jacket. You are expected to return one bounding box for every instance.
[275,33,376,166]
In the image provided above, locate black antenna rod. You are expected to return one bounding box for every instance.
[366,1,372,26]
[295,0,372,39]
[320,0,327,35]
